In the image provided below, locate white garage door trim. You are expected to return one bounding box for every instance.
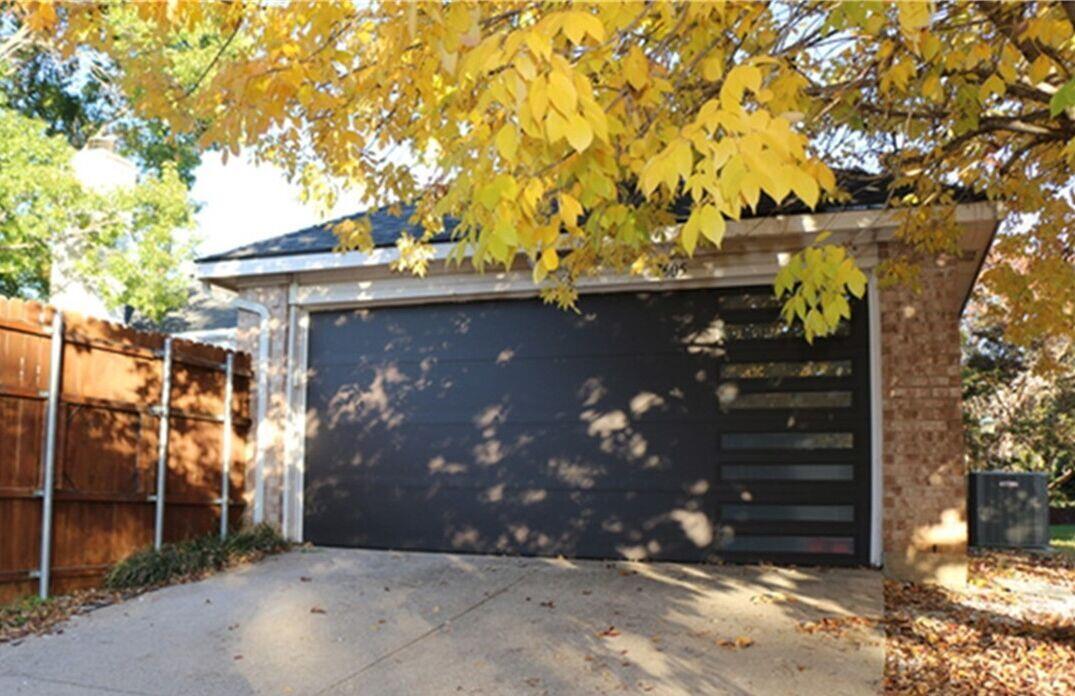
[282,252,884,566]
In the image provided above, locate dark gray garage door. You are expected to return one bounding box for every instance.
[303,287,871,565]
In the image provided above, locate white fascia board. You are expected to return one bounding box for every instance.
[197,245,444,282]
[291,247,881,309]
[197,202,997,285]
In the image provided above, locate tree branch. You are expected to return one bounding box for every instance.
[180,17,243,100]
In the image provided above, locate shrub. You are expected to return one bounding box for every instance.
[104,524,289,591]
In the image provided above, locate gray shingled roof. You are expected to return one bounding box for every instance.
[197,171,983,264]
[130,286,239,333]
[198,206,457,262]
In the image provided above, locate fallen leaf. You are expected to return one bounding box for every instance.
[597,626,621,638]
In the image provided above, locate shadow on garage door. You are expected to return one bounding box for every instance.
[302,286,871,566]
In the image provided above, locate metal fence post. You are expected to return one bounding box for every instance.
[37,311,64,599]
[153,338,173,550]
[220,352,234,540]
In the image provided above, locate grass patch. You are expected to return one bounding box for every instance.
[1052,525,1075,556]
[104,524,289,590]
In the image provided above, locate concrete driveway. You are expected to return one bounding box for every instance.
[0,549,883,695]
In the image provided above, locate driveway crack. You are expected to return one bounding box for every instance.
[3,672,157,695]
[314,566,539,695]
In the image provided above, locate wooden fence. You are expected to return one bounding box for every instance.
[0,297,251,603]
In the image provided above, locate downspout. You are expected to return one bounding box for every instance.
[203,282,270,525]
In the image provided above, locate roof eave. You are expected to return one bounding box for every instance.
[197,202,999,290]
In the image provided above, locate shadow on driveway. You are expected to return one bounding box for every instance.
[0,549,883,695]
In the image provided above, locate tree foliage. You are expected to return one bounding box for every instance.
[1,8,204,185]
[1,47,203,186]
[12,1,1075,345]
[0,100,196,321]
[963,321,1075,504]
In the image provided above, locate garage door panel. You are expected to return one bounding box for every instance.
[313,295,729,363]
[718,523,858,544]
[714,447,862,463]
[305,420,716,491]
[715,535,857,558]
[720,336,864,363]
[304,287,872,565]
[712,482,861,505]
[307,355,727,425]
[304,481,716,562]
[713,411,863,432]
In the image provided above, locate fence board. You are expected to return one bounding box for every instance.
[0,298,250,603]
[0,395,45,489]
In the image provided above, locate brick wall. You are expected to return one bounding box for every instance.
[878,247,968,586]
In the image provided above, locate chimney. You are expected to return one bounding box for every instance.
[49,135,139,320]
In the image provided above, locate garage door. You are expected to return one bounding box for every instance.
[303,287,871,565]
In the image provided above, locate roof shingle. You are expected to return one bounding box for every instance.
[197,170,981,263]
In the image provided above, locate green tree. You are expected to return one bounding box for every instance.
[963,323,1075,505]
[0,99,196,322]
[0,13,202,185]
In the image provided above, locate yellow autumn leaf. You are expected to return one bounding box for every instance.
[562,11,604,45]
[815,164,836,193]
[680,209,700,255]
[922,73,942,101]
[24,2,57,31]
[789,168,820,209]
[495,124,519,162]
[524,30,551,61]
[624,46,649,91]
[898,2,932,32]
[547,70,578,115]
[532,258,549,284]
[720,64,763,109]
[559,192,583,227]
[541,246,560,270]
[702,55,724,82]
[979,73,1006,102]
[529,75,549,121]
[697,204,726,246]
[545,109,568,143]
[1029,54,1053,84]
[565,112,594,153]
